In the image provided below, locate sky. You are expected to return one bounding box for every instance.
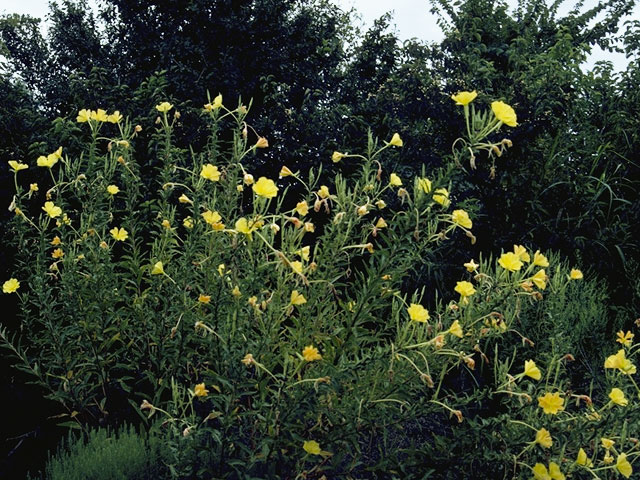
[1,0,637,71]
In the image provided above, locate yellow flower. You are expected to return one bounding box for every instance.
[332,151,346,163]
[569,268,583,280]
[151,261,165,275]
[433,188,450,207]
[296,246,310,261]
[523,360,542,380]
[193,383,209,397]
[616,330,634,347]
[531,269,547,290]
[295,201,309,216]
[30,183,39,192]
[51,247,64,259]
[178,193,192,204]
[498,252,523,271]
[76,109,91,122]
[202,210,222,226]
[290,261,304,274]
[451,90,477,106]
[609,388,628,406]
[318,185,330,199]
[110,227,129,241]
[201,164,221,182]
[217,264,225,277]
[42,201,62,218]
[183,216,194,229]
[532,463,550,480]
[464,259,479,272]
[601,438,615,450]
[538,392,564,415]
[576,448,593,467]
[407,303,429,323]
[448,320,463,338]
[51,236,62,246]
[2,278,20,294]
[535,428,552,448]
[452,209,472,229]
[389,173,402,187]
[388,133,403,147]
[303,440,322,455]
[548,462,565,480]
[255,137,269,148]
[231,286,241,298]
[604,349,637,375]
[280,166,293,177]
[235,217,263,237]
[253,177,278,198]
[290,290,307,305]
[491,100,518,127]
[513,245,530,262]
[155,102,173,113]
[533,250,549,267]
[375,199,387,209]
[204,94,223,111]
[107,185,120,195]
[107,111,122,123]
[91,109,108,122]
[243,173,255,185]
[375,217,387,229]
[418,177,432,194]
[616,453,633,478]
[604,452,614,464]
[356,205,369,216]
[37,154,58,168]
[8,160,28,172]
[454,281,476,298]
[197,294,211,304]
[302,345,322,362]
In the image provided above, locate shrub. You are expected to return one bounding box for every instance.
[30,424,167,480]
[3,96,638,479]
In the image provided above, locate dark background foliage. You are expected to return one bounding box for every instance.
[1,0,639,477]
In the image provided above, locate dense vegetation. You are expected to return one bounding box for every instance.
[1,0,639,478]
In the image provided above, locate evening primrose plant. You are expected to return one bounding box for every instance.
[2,98,637,479]
[450,90,517,175]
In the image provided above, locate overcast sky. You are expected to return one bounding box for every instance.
[2,0,637,71]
